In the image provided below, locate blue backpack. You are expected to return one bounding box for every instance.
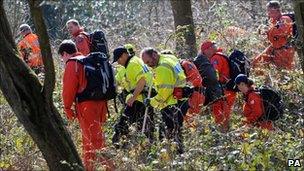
[68,52,116,102]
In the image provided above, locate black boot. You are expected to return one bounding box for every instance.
[112,132,120,148]
[175,128,184,154]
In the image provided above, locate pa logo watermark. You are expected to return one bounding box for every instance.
[288,159,302,167]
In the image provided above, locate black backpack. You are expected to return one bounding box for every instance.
[68,52,116,102]
[220,50,250,91]
[282,13,298,39]
[257,86,284,121]
[82,30,110,58]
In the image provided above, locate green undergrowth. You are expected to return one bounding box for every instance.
[1,68,303,170]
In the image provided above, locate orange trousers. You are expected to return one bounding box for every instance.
[211,90,235,127]
[211,99,229,128]
[76,101,113,171]
[253,45,295,70]
[183,91,205,126]
[257,121,274,131]
[188,91,205,114]
[224,90,236,116]
[244,120,274,131]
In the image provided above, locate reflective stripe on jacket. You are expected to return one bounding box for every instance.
[150,54,186,109]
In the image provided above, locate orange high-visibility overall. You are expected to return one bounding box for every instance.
[243,88,274,130]
[62,53,113,170]
[18,33,43,68]
[253,15,295,70]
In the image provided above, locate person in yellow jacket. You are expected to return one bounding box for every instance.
[18,24,44,74]
[112,46,155,146]
[115,65,128,105]
[141,47,188,154]
[115,44,137,104]
[115,65,127,88]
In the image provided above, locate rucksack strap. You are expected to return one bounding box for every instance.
[79,31,90,38]
[79,31,92,45]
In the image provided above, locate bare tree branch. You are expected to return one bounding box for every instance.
[28,0,56,104]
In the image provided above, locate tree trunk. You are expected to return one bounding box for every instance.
[0,0,83,170]
[28,0,56,103]
[170,0,197,59]
[293,0,304,73]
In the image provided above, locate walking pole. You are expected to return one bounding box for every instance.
[141,78,154,134]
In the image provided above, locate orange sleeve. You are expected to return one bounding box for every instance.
[210,56,222,73]
[210,55,228,83]
[62,61,80,114]
[18,41,24,50]
[243,92,264,123]
[75,34,90,56]
[17,41,26,60]
[182,61,202,87]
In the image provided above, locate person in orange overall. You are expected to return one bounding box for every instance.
[66,19,91,56]
[252,1,295,70]
[201,40,236,131]
[58,40,113,171]
[180,60,205,115]
[235,74,274,130]
[17,24,43,73]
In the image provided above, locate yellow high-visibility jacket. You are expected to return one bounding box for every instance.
[150,54,186,109]
[115,65,127,89]
[125,56,152,102]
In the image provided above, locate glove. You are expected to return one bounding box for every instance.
[173,88,183,99]
[143,98,150,106]
[65,108,76,121]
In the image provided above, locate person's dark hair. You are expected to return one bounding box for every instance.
[140,47,158,57]
[246,79,254,87]
[267,1,281,9]
[58,40,77,55]
[66,19,80,26]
